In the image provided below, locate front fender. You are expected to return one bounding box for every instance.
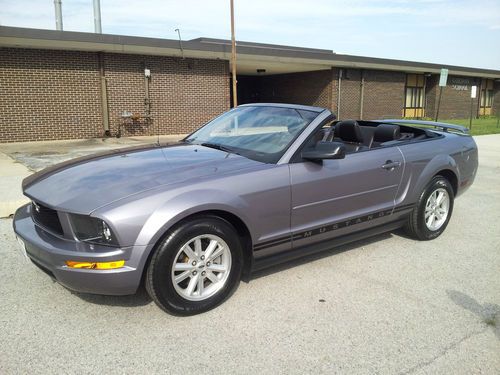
[96,187,256,283]
[136,188,254,248]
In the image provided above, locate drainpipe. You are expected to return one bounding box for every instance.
[54,0,63,31]
[359,70,365,120]
[93,0,102,33]
[98,53,110,136]
[144,70,151,118]
[337,69,342,119]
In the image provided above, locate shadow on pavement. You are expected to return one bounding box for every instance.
[70,229,412,308]
[251,231,394,280]
[447,290,500,340]
[72,285,152,308]
[70,231,397,306]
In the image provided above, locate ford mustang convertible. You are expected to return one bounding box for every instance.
[13,103,478,315]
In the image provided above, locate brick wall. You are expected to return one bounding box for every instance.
[258,70,334,109]
[425,75,439,119]
[493,81,500,116]
[104,53,230,137]
[337,69,405,120]
[426,75,481,119]
[363,70,406,120]
[1,47,496,143]
[0,48,230,143]
[0,48,102,142]
[338,69,361,120]
[240,68,404,121]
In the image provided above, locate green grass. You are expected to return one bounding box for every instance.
[439,117,500,136]
[484,316,497,328]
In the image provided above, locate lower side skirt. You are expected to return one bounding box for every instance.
[252,219,406,272]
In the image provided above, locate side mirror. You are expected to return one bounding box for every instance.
[302,141,346,161]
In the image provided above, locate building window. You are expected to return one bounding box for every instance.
[480,79,494,116]
[403,74,425,118]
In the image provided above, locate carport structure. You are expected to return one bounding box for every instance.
[1,26,500,142]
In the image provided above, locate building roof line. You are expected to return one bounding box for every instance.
[1,26,499,78]
[192,37,334,55]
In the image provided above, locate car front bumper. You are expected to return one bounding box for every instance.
[12,204,147,296]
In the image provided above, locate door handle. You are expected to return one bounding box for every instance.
[382,160,401,170]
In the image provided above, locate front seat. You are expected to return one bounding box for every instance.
[330,120,365,152]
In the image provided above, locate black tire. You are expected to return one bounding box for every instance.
[404,175,455,241]
[145,215,243,316]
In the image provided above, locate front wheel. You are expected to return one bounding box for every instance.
[404,176,454,240]
[145,216,243,315]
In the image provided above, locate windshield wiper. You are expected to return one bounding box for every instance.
[199,142,240,155]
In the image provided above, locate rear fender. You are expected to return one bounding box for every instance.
[403,154,460,204]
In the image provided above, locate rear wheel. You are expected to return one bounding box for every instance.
[145,216,243,315]
[405,176,454,240]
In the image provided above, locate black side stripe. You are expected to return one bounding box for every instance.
[253,203,415,251]
[291,208,394,242]
[253,236,291,251]
[393,203,415,213]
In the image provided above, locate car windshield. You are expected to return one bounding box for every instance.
[184,106,319,163]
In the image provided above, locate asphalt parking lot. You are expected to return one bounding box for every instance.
[0,135,499,374]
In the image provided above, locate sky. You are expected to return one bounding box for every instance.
[1,0,499,70]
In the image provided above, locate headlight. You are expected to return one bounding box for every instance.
[69,214,119,246]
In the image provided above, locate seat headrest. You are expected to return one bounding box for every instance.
[334,120,363,143]
[374,124,400,143]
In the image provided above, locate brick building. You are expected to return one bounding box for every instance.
[1,26,499,143]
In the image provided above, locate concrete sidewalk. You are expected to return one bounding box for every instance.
[0,135,185,217]
[0,152,31,217]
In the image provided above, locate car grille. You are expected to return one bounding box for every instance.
[31,201,64,236]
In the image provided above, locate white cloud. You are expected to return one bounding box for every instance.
[1,1,499,36]
[0,0,499,69]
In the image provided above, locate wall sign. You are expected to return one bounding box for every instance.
[471,85,477,98]
[450,77,471,91]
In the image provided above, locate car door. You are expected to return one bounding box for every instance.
[289,146,404,248]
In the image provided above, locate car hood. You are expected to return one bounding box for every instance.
[23,143,264,214]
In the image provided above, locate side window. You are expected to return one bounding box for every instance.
[302,120,335,152]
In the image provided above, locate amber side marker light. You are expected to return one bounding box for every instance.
[66,260,125,270]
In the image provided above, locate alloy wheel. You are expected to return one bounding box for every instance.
[171,234,232,301]
[424,188,450,231]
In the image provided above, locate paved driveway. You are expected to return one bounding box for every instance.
[0,135,499,374]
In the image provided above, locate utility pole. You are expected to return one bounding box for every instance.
[435,86,443,122]
[435,68,448,122]
[93,0,102,33]
[230,0,238,107]
[54,0,63,31]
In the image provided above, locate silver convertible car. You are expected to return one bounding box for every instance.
[13,103,478,315]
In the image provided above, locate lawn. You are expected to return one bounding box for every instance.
[439,117,500,136]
